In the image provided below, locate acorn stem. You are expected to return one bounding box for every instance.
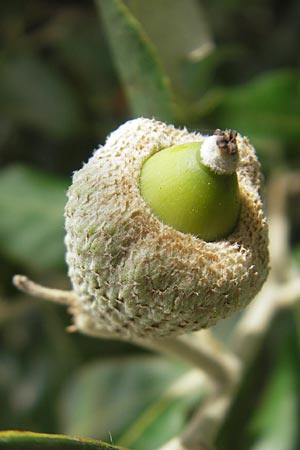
[12,275,77,305]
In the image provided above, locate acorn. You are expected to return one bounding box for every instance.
[64,118,269,340]
[140,130,240,241]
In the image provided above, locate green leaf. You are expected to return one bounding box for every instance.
[249,356,298,450]
[217,309,300,450]
[96,0,174,121]
[249,326,300,450]
[291,245,300,268]
[212,69,300,145]
[0,165,67,270]
[0,430,127,450]
[59,355,203,447]
[0,53,83,138]
[118,369,204,450]
[124,0,214,95]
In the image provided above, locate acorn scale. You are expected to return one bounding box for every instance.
[64,118,269,340]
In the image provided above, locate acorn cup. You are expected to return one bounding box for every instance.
[62,118,269,340]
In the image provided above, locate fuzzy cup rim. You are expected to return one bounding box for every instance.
[64,118,269,339]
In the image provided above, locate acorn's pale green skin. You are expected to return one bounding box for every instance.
[64,118,269,340]
[140,141,240,241]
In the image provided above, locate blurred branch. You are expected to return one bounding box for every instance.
[267,172,293,282]
[139,332,241,392]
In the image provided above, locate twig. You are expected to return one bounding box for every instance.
[12,275,77,305]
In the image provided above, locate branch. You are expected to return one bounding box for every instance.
[139,332,241,392]
[231,277,300,361]
[12,275,77,305]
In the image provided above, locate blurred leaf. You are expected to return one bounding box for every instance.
[0,430,127,450]
[59,355,202,445]
[96,0,174,121]
[0,117,14,149]
[0,165,67,269]
[211,69,300,144]
[217,309,300,450]
[291,245,300,269]
[249,350,298,450]
[47,12,125,137]
[0,295,85,431]
[124,0,214,95]
[50,13,115,91]
[182,48,226,101]
[118,370,204,450]
[0,53,83,138]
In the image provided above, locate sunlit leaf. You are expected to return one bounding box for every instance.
[0,165,67,269]
[96,0,174,121]
[0,430,127,449]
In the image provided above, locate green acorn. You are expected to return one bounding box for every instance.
[62,118,269,340]
[140,130,240,240]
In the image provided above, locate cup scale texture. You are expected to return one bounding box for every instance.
[65,118,269,340]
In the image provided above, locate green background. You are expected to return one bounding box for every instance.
[1,1,300,449]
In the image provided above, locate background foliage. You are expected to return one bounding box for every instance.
[1,0,300,449]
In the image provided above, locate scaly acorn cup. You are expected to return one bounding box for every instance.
[65,118,269,340]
